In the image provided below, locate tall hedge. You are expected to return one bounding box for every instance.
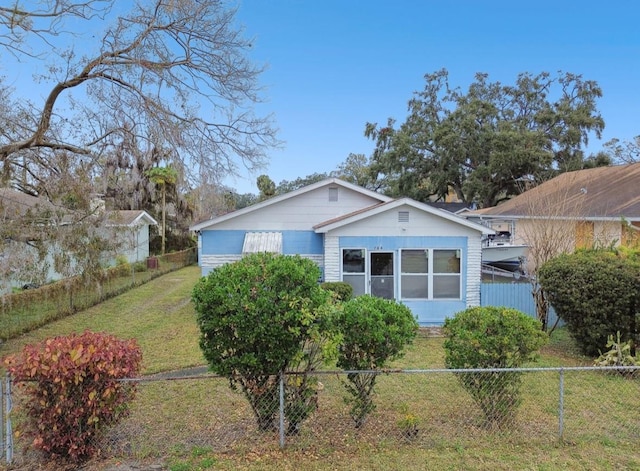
[538,249,640,356]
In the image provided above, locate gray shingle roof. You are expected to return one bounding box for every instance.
[476,163,640,220]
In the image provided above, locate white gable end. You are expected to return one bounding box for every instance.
[319,203,487,238]
[209,186,385,231]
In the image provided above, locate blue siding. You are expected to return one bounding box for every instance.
[200,230,323,255]
[339,236,469,326]
[339,236,468,251]
[480,282,561,326]
[201,230,246,254]
[283,231,323,254]
[403,300,468,325]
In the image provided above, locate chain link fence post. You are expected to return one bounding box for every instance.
[4,373,13,465]
[279,373,285,448]
[0,372,3,462]
[558,368,564,441]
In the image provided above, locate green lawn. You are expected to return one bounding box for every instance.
[2,266,640,471]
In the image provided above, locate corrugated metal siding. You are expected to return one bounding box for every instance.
[480,282,560,325]
[242,232,283,254]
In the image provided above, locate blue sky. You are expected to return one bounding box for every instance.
[226,0,640,193]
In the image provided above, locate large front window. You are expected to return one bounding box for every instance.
[341,247,462,301]
[400,248,461,300]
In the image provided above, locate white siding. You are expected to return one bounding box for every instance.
[201,254,243,269]
[201,253,324,272]
[465,233,483,307]
[325,205,477,238]
[211,187,384,231]
[323,236,340,282]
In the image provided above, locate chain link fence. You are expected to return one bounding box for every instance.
[4,366,640,466]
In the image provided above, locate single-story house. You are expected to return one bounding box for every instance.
[467,162,640,270]
[0,188,157,292]
[104,209,158,264]
[190,178,493,325]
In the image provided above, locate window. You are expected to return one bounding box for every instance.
[400,249,428,298]
[328,187,338,202]
[433,249,461,299]
[342,249,365,296]
[400,248,461,300]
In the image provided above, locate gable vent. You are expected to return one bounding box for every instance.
[398,211,410,223]
[328,187,339,202]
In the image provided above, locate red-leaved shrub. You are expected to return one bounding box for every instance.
[4,331,142,463]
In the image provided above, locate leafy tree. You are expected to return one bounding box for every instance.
[192,253,334,432]
[332,153,382,190]
[257,174,277,200]
[603,136,640,164]
[538,249,640,356]
[276,172,329,194]
[335,295,418,427]
[365,69,604,207]
[443,306,547,426]
[0,0,278,279]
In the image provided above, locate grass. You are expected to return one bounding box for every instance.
[2,267,640,470]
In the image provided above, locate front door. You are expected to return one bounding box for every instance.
[370,252,394,299]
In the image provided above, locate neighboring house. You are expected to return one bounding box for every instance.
[104,209,158,264]
[0,188,157,292]
[467,162,640,270]
[190,178,493,325]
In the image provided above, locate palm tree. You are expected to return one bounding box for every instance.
[146,166,178,255]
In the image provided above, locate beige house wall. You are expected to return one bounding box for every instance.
[514,218,625,272]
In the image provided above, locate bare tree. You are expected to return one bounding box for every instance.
[0,0,279,284]
[517,174,612,332]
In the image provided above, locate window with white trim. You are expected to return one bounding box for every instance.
[400,249,428,298]
[342,248,366,296]
[400,248,461,300]
[433,249,461,299]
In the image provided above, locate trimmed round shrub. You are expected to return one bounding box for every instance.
[538,249,640,356]
[335,295,418,427]
[192,253,333,432]
[320,281,353,302]
[5,331,141,463]
[443,306,547,426]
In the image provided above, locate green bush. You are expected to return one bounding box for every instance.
[335,295,418,427]
[5,331,141,463]
[192,253,335,433]
[320,281,353,302]
[443,306,547,427]
[539,249,640,356]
